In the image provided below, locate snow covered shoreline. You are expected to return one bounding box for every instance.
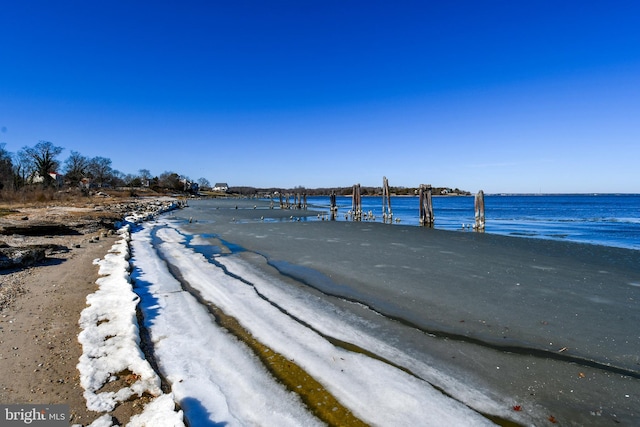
[76,198,640,426]
[76,200,186,427]
[77,199,507,426]
[125,208,534,425]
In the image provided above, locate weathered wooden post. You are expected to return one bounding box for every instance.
[357,184,362,220]
[330,190,337,220]
[352,185,356,218]
[419,186,424,225]
[351,184,362,220]
[419,184,434,227]
[382,176,392,223]
[426,185,434,226]
[474,190,485,232]
[351,184,358,221]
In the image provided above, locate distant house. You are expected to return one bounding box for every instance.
[213,182,229,192]
[180,178,200,194]
[28,171,64,187]
[49,172,64,185]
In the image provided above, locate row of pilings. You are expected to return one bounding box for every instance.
[275,192,308,210]
[334,178,485,231]
[267,179,485,231]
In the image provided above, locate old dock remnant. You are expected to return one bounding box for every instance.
[330,191,338,220]
[474,190,485,232]
[419,184,434,227]
[382,176,393,223]
[351,183,362,221]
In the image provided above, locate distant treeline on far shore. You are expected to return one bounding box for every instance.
[227,186,471,197]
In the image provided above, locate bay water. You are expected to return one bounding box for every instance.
[300,194,640,250]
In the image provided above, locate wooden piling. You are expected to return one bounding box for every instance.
[474,190,485,232]
[419,184,434,227]
[382,176,392,223]
[351,184,362,220]
[330,191,337,220]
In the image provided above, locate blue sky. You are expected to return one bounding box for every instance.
[1,1,639,193]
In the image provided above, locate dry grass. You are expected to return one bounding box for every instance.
[1,187,90,206]
[0,187,164,209]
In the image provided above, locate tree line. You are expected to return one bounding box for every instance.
[0,140,211,196]
[229,185,470,197]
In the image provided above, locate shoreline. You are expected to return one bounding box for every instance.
[183,200,640,368]
[2,196,638,425]
[0,196,183,426]
[167,198,640,425]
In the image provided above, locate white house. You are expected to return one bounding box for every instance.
[29,171,64,187]
[213,182,229,192]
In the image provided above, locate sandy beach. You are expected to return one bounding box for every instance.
[0,197,176,426]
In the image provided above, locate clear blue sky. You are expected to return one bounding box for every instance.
[1,1,639,193]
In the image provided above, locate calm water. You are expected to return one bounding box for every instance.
[299,194,640,250]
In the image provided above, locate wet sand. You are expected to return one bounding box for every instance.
[178,198,640,425]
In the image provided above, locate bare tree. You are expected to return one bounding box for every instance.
[87,156,113,187]
[138,169,152,180]
[12,150,31,189]
[64,151,90,187]
[158,171,182,191]
[123,173,138,187]
[137,168,152,187]
[110,169,126,187]
[21,141,63,187]
[0,143,13,190]
[197,177,211,189]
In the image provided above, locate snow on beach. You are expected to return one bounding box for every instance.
[76,201,186,427]
[128,213,531,426]
[77,202,512,425]
[77,198,639,426]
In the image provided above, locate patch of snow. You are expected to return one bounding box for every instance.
[77,221,185,426]
[127,393,185,427]
[131,225,323,427]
